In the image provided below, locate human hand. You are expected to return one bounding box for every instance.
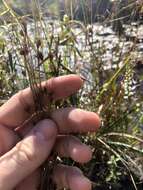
[0,75,100,190]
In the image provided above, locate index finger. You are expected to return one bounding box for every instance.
[0,75,83,128]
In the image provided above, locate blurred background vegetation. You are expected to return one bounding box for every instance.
[1,0,143,189]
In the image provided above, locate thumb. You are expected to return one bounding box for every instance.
[0,119,57,190]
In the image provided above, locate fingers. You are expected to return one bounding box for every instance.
[0,75,83,128]
[17,108,100,138]
[52,108,100,133]
[0,124,19,156]
[15,165,91,190]
[15,170,40,190]
[53,165,91,190]
[54,135,92,163]
[0,119,57,190]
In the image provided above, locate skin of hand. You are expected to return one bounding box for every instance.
[0,75,100,190]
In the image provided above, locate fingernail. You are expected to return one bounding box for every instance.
[33,119,57,143]
[35,131,46,142]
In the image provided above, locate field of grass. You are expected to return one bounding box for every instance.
[1,0,143,189]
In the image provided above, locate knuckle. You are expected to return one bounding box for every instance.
[17,90,33,114]
[46,77,55,92]
[14,141,37,167]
